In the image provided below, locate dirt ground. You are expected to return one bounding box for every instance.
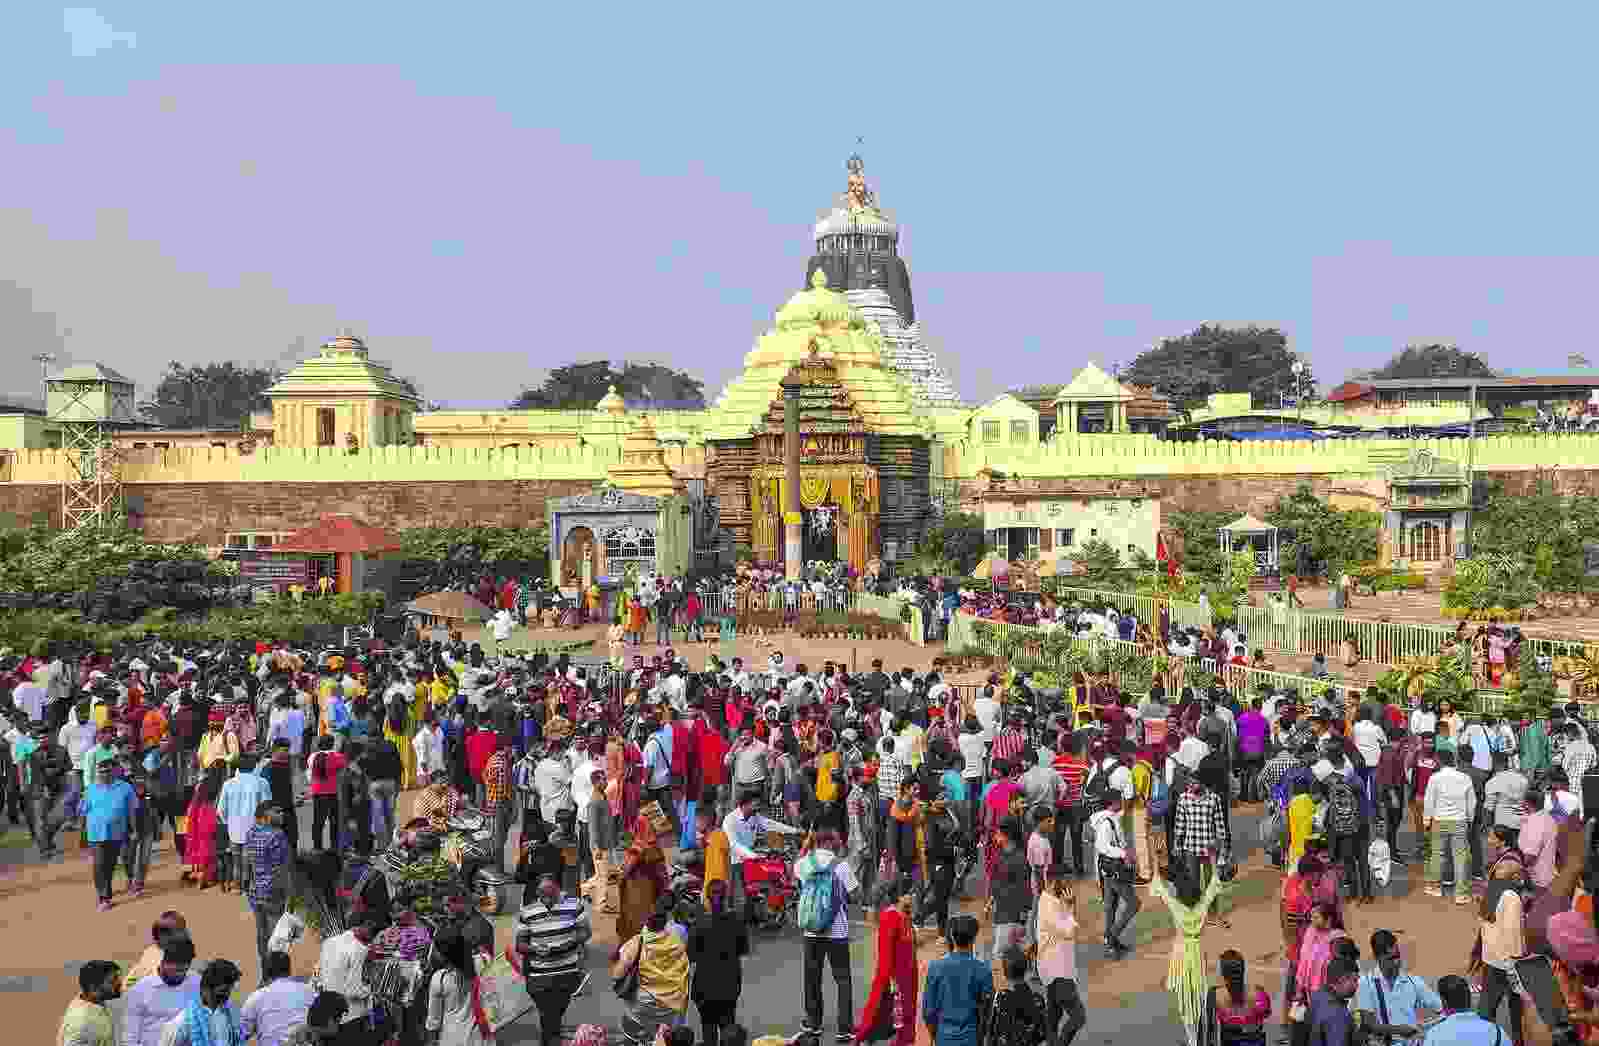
[2,785,1531,1045]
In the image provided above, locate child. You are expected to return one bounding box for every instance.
[584,769,616,914]
[1027,810,1054,947]
[988,950,1049,1046]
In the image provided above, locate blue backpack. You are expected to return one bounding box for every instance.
[1148,769,1171,819]
[798,854,845,934]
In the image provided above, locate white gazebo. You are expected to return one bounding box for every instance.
[1218,513,1279,571]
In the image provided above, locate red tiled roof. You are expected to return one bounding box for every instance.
[274,514,401,554]
[1326,381,1373,403]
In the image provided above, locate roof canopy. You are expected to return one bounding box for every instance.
[1220,513,1275,533]
[266,335,420,404]
[1052,362,1135,404]
[274,514,401,554]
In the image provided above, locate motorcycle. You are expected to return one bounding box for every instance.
[666,844,799,931]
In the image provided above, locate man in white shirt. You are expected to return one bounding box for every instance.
[13,680,46,724]
[313,918,377,1031]
[1089,793,1139,957]
[973,689,1001,743]
[1409,703,1438,739]
[722,792,802,922]
[412,717,446,784]
[122,935,201,1046]
[1175,734,1212,775]
[1421,749,1477,902]
[239,952,315,1046]
[795,828,859,1039]
[536,739,575,838]
[1460,718,1496,774]
[1351,714,1388,773]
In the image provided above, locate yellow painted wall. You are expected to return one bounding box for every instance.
[5,433,1599,488]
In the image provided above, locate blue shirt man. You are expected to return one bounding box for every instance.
[80,766,137,842]
[923,915,993,1046]
[1356,931,1442,1041]
[1421,975,1503,1046]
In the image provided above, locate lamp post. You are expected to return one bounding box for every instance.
[1290,359,1306,427]
[31,353,56,415]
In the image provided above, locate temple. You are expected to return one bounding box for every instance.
[804,155,962,406]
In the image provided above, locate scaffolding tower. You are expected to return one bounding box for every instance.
[47,364,137,530]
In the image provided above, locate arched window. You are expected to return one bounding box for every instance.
[1408,521,1443,562]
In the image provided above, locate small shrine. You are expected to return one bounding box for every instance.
[1218,513,1279,571]
[1383,448,1469,570]
[1053,362,1136,435]
[546,483,690,592]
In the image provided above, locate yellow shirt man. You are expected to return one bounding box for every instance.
[815,750,841,803]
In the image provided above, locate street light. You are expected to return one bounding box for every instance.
[31,353,56,415]
[1290,359,1306,427]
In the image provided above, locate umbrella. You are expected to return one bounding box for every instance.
[409,591,495,622]
[971,556,1012,580]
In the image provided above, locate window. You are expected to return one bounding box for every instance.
[1009,420,1031,444]
[153,442,171,450]
[211,441,227,449]
[604,524,656,562]
[316,408,336,447]
[981,420,1001,444]
[1056,528,1074,547]
[132,442,148,449]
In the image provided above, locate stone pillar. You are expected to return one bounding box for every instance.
[784,383,802,580]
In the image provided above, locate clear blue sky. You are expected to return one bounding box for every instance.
[4,3,1598,409]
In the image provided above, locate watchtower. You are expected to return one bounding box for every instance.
[47,363,137,529]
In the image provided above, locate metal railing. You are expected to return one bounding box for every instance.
[1045,584,1598,668]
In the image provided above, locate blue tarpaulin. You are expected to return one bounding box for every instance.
[1230,428,1322,440]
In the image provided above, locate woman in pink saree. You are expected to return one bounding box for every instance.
[183,765,225,888]
[1289,903,1347,1027]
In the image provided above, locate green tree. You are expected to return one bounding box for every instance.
[1265,484,1381,579]
[139,362,279,429]
[1069,539,1123,583]
[1162,509,1237,579]
[509,361,707,410]
[1358,343,1497,381]
[917,512,987,575]
[1122,324,1304,414]
[1470,477,1599,592]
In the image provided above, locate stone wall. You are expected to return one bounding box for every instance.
[0,480,591,544]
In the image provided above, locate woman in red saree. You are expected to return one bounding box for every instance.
[855,878,919,1046]
[183,764,225,888]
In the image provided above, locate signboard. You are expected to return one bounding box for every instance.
[238,557,311,584]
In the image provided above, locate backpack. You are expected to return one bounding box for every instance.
[798,854,845,934]
[1327,773,1360,836]
[1148,767,1171,819]
[1083,759,1118,811]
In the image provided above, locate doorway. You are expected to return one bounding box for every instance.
[561,526,595,586]
[803,506,840,564]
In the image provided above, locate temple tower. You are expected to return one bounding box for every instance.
[803,154,961,406]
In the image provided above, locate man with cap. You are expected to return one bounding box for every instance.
[26,719,73,856]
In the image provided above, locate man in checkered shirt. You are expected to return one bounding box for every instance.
[876,734,906,817]
[1173,778,1230,891]
[1561,722,1596,784]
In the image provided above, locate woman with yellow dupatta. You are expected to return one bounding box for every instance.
[1151,860,1231,1046]
[884,780,926,887]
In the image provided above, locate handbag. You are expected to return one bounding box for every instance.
[862,985,899,1043]
[613,935,645,1001]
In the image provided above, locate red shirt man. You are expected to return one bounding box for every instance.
[465,728,500,783]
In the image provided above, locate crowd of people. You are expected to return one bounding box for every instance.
[12,587,1599,1046]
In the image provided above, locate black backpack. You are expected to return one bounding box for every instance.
[1327,773,1360,836]
[1083,759,1119,811]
